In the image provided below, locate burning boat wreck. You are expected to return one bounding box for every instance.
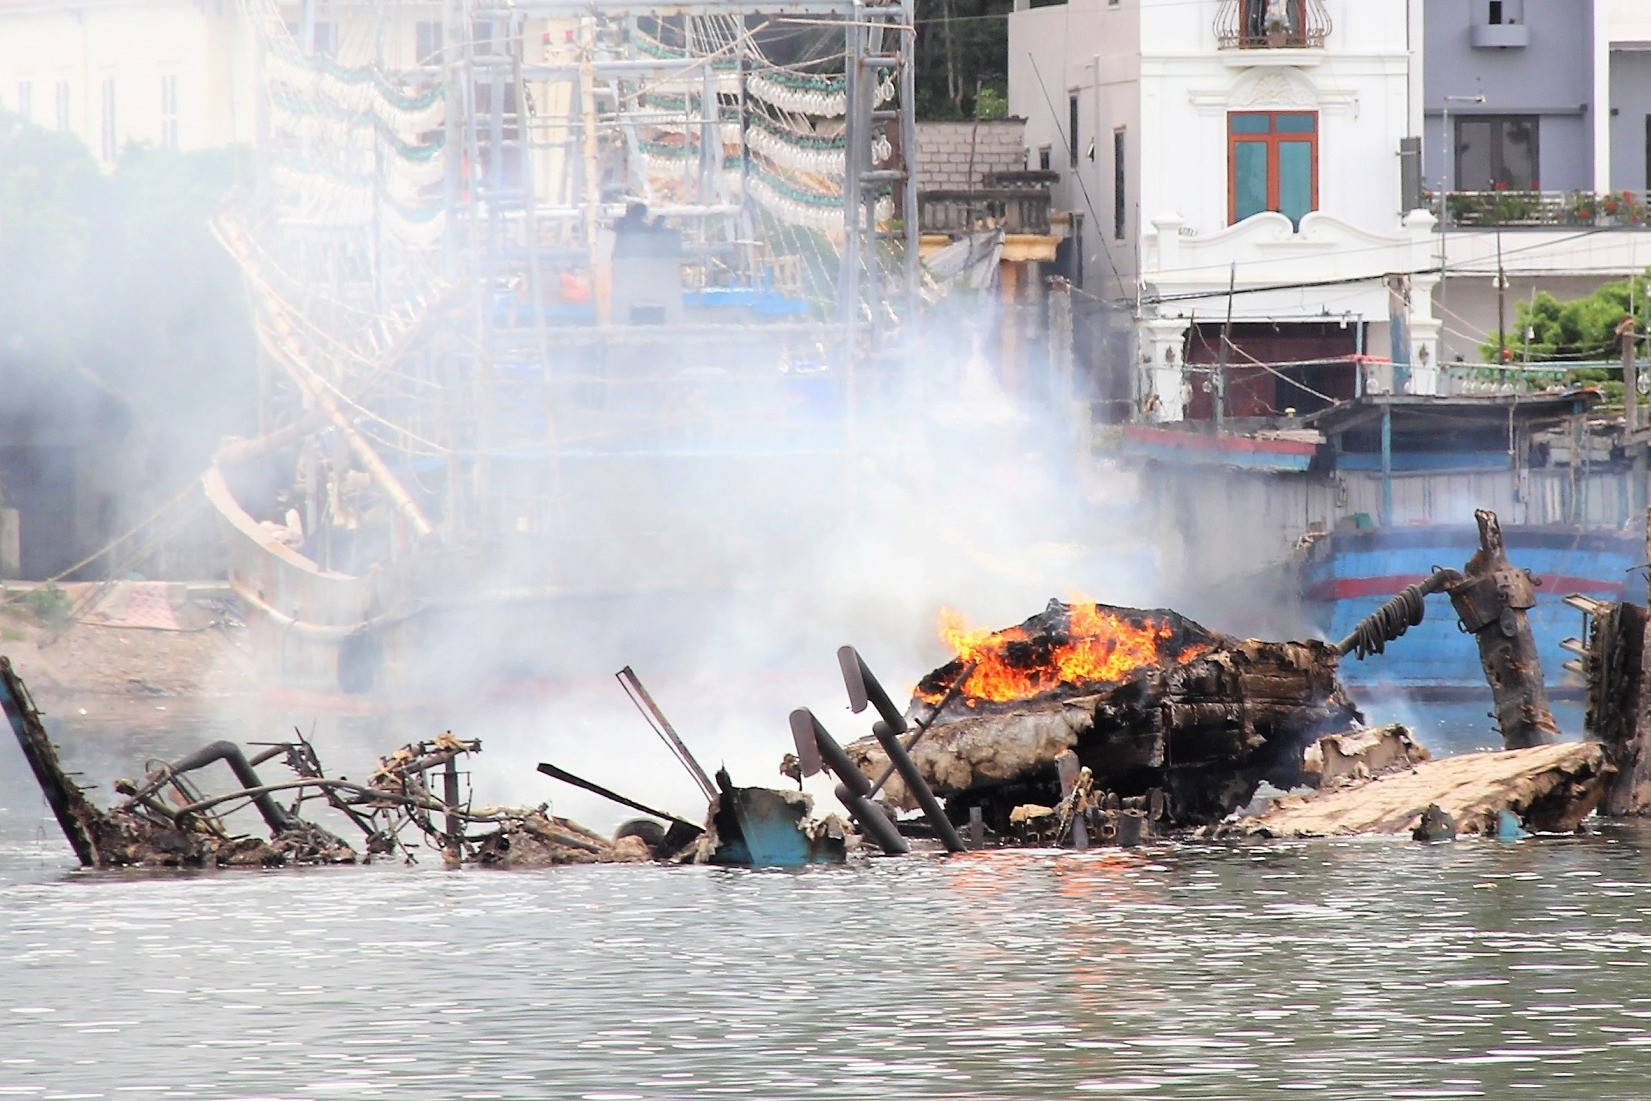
[796,510,1625,848]
[7,511,1633,868]
[826,599,1364,843]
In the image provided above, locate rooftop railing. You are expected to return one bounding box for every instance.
[1432,189,1651,229]
[1214,0,1331,50]
[918,188,1052,236]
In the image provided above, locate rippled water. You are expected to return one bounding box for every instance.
[6,698,1651,1099]
[9,828,1651,1099]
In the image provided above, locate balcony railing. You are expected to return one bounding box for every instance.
[1431,189,1650,229]
[918,188,1052,236]
[1214,0,1332,49]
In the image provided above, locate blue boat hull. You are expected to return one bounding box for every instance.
[1303,526,1639,692]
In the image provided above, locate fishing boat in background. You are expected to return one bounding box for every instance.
[1298,391,1642,694]
[1115,384,1645,695]
[205,0,925,701]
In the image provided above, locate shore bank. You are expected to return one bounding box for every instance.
[0,581,255,700]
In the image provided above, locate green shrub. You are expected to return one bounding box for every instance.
[21,585,71,627]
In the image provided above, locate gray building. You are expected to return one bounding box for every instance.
[1425,0,1595,194]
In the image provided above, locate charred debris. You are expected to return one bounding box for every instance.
[7,509,1638,870]
[3,656,650,870]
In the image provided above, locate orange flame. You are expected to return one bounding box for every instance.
[922,604,1207,705]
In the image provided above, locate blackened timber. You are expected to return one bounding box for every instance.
[1449,510,1557,749]
[1583,598,1651,814]
[0,657,101,866]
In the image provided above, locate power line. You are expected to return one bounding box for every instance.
[1025,49,1132,310]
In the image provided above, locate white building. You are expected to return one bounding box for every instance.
[0,0,259,162]
[1011,0,1443,423]
[1010,0,1439,425]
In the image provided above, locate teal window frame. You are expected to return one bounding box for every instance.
[1228,111,1318,228]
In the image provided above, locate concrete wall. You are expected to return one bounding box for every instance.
[1010,0,1130,291]
[1423,0,1596,192]
[1610,50,1651,191]
[913,119,1030,191]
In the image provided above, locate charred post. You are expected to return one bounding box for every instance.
[1334,509,1555,751]
[1448,509,1557,749]
[0,656,107,866]
[1580,595,1651,814]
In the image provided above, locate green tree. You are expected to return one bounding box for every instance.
[1483,276,1648,363]
[915,0,1014,119]
[1480,275,1651,403]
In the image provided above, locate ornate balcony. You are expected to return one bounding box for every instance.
[1214,0,1332,50]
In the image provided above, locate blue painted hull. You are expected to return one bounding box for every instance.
[1303,525,1639,692]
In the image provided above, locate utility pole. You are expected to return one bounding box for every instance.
[1496,230,1508,364]
[1621,313,1639,437]
[1217,261,1235,435]
[1438,93,1485,335]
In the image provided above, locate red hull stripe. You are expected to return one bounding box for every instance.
[1308,575,1627,601]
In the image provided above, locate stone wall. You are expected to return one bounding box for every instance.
[914,118,1029,191]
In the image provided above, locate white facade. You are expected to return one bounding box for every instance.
[1011,0,1443,422]
[0,0,256,162]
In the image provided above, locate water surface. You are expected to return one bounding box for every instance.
[3,698,1648,1099]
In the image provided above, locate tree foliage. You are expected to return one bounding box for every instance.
[914,0,1014,119]
[1482,275,1649,364]
[0,111,256,501]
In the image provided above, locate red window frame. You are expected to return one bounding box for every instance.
[1227,110,1319,226]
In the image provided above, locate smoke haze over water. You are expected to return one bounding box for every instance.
[338,302,1217,834]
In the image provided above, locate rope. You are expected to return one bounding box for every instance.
[1334,569,1464,660]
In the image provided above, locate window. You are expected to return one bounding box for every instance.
[1455,115,1538,190]
[1038,145,1051,171]
[1228,111,1317,227]
[160,74,178,149]
[16,80,31,124]
[1068,93,1079,168]
[415,21,443,66]
[99,76,117,163]
[1113,127,1126,240]
[54,81,69,131]
[1238,0,1307,47]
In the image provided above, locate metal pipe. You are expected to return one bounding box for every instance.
[791,708,908,855]
[616,666,717,802]
[536,761,703,831]
[140,741,295,834]
[871,720,965,852]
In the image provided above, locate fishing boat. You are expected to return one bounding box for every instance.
[1298,391,1643,694]
[207,0,922,700]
